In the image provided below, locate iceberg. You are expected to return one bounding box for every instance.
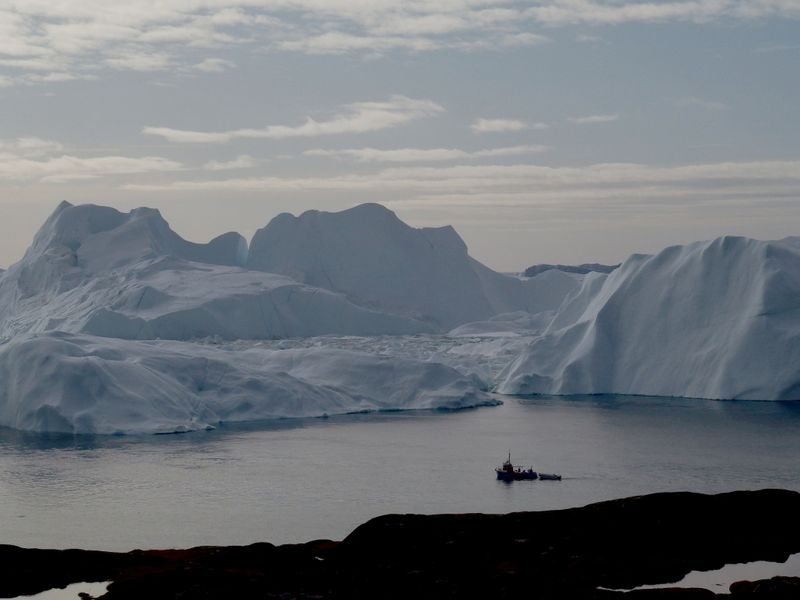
[247,203,570,329]
[498,235,800,400]
[0,332,494,434]
[6,199,795,434]
[448,269,583,336]
[0,202,432,340]
[0,202,509,433]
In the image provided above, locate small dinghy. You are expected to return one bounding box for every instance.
[538,473,562,481]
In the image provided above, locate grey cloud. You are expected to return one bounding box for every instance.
[143,96,445,144]
[193,58,236,72]
[471,118,548,133]
[120,159,800,199]
[304,145,547,163]
[204,155,256,170]
[0,137,64,157]
[568,114,619,124]
[106,52,171,71]
[0,155,183,183]
[3,1,795,86]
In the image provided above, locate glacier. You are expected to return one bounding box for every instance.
[0,201,797,434]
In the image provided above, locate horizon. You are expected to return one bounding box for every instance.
[1,1,799,270]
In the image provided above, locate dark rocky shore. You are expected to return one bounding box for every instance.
[2,489,798,599]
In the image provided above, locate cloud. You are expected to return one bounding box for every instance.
[0,154,183,183]
[106,51,171,71]
[193,58,236,72]
[141,128,233,144]
[273,7,551,55]
[0,137,182,182]
[0,1,795,87]
[524,1,800,26]
[568,114,619,124]
[276,33,440,55]
[304,145,547,163]
[24,72,93,83]
[204,155,256,170]
[120,160,800,210]
[470,118,548,133]
[143,96,444,144]
[0,56,70,71]
[0,137,64,157]
[499,32,550,48]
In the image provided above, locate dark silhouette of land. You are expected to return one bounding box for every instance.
[1,489,798,599]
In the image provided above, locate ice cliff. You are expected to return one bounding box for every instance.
[498,236,800,400]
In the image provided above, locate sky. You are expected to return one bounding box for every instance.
[1,1,799,271]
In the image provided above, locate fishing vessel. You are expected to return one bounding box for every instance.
[495,452,537,481]
[495,452,561,482]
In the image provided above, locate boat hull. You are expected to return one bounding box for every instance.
[495,468,538,481]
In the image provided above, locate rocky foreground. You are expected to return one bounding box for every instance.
[1,490,798,599]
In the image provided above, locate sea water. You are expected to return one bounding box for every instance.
[0,395,798,551]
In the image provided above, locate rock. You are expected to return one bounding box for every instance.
[0,490,797,599]
[730,576,800,597]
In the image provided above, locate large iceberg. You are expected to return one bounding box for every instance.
[0,202,518,433]
[4,199,795,435]
[0,202,577,341]
[0,202,432,341]
[247,203,566,329]
[498,236,800,400]
[0,332,493,434]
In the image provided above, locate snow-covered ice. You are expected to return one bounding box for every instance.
[0,332,495,434]
[247,203,570,329]
[0,201,797,434]
[498,236,800,400]
[0,202,522,433]
[0,202,432,340]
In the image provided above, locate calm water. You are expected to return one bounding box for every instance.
[0,395,798,551]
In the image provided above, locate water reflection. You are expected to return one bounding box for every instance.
[0,427,103,452]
